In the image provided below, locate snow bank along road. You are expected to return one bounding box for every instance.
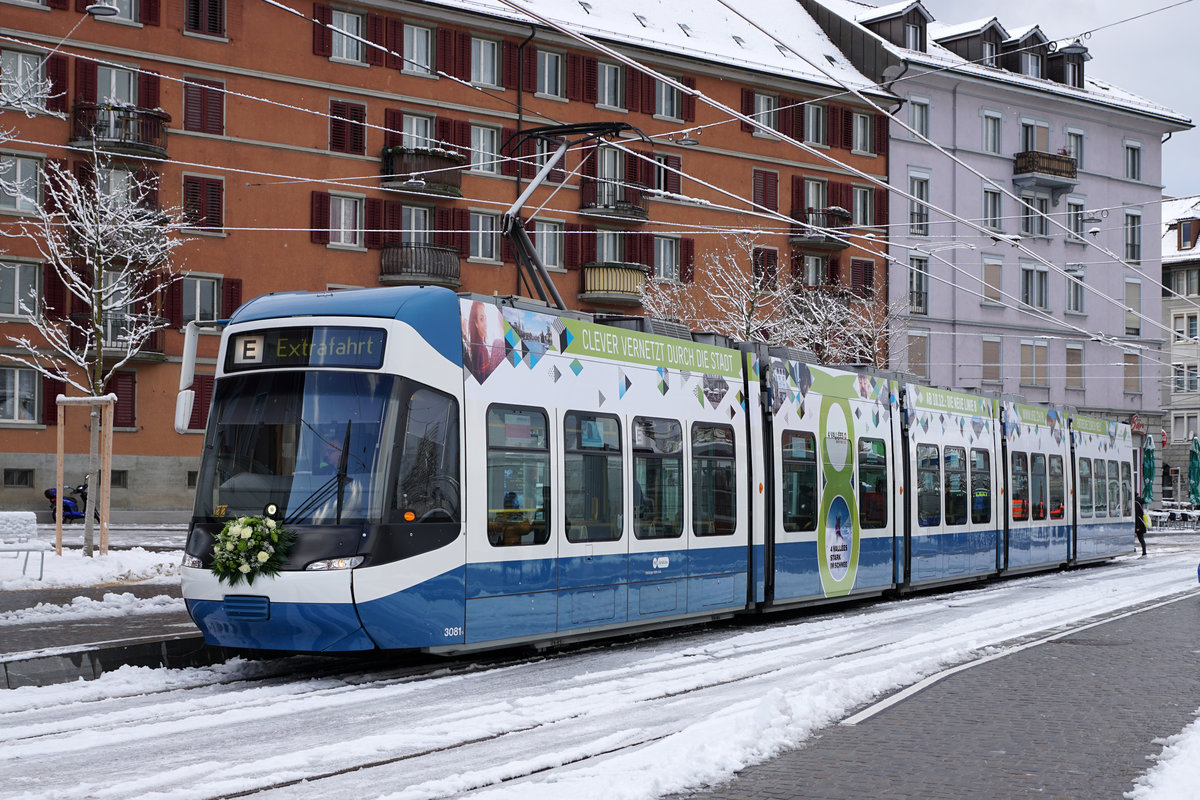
[3,536,1199,800]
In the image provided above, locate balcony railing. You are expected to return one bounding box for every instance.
[578,261,648,306]
[909,209,930,236]
[68,312,164,354]
[789,208,851,250]
[71,104,169,158]
[580,178,649,221]
[1013,150,1078,203]
[380,242,461,288]
[380,147,465,197]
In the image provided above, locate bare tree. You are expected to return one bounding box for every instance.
[789,286,909,367]
[1,146,185,554]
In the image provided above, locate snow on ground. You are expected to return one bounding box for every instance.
[0,591,182,626]
[1127,706,1200,800]
[0,546,181,592]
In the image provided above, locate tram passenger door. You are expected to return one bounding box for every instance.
[555,409,630,632]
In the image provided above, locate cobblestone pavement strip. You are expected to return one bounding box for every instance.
[683,594,1200,800]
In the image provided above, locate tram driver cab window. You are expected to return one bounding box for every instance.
[389,387,460,524]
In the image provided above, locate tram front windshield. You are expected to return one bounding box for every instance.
[195,371,397,524]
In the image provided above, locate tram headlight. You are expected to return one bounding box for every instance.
[182,554,203,569]
[305,555,365,571]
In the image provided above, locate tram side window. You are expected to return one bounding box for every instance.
[859,438,888,529]
[392,388,460,524]
[485,405,550,547]
[944,446,967,526]
[1108,460,1120,518]
[564,411,623,542]
[1011,451,1029,522]
[782,431,818,532]
[1078,458,1093,518]
[1093,459,1107,518]
[970,448,991,525]
[633,417,683,539]
[693,423,737,536]
[916,443,940,527]
[1121,462,1133,516]
[1030,453,1047,521]
[1048,455,1065,520]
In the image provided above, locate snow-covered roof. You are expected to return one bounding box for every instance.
[808,0,1191,127]
[1003,24,1045,45]
[930,17,1007,44]
[855,0,931,24]
[1162,195,1200,263]
[414,0,887,97]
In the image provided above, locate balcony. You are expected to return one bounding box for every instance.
[578,261,649,306]
[68,312,165,357]
[580,179,648,222]
[788,208,852,251]
[380,242,461,289]
[1013,150,1077,204]
[71,104,169,159]
[380,147,465,197]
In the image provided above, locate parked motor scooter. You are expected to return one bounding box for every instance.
[44,477,97,522]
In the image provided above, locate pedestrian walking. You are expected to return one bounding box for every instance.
[1134,494,1148,557]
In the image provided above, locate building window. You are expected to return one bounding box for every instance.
[752,169,778,212]
[597,62,623,108]
[1020,121,1049,152]
[983,188,1002,229]
[1066,131,1084,167]
[537,50,563,97]
[1066,267,1085,313]
[802,254,827,287]
[1179,220,1199,251]
[1125,281,1141,336]
[1124,211,1142,263]
[182,276,219,324]
[852,186,873,226]
[596,229,622,263]
[470,125,499,173]
[656,79,681,119]
[0,154,38,212]
[852,112,873,152]
[982,40,998,66]
[804,178,827,214]
[182,175,223,232]
[1067,199,1085,240]
[98,165,139,209]
[981,339,1001,383]
[329,194,363,247]
[908,256,928,314]
[470,212,499,260]
[1065,347,1083,389]
[982,258,1003,304]
[907,332,929,379]
[4,468,33,488]
[329,101,366,155]
[909,175,929,235]
[471,38,499,85]
[1021,263,1048,308]
[1022,52,1043,78]
[1,50,43,105]
[403,25,433,74]
[1125,143,1142,181]
[185,0,225,36]
[0,366,37,423]
[805,104,827,145]
[183,78,224,135]
[1176,415,1199,441]
[0,261,37,317]
[654,236,680,281]
[904,23,921,50]
[982,113,1001,154]
[534,220,563,268]
[401,205,430,244]
[911,98,929,137]
[1020,193,1048,236]
[1123,352,1140,393]
[753,92,779,131]
[330,10,364,62]
[1020,340,1048,386]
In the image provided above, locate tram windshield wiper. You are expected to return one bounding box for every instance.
[284,420,353,525]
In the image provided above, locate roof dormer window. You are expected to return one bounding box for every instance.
[1181,220,1199,251]
[982,40,998,66]
[905,22,921,50]
[1022,52,1043,78]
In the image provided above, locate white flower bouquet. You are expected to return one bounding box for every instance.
[209,515,296,587]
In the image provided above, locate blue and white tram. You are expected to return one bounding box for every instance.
[177,285,1137,654]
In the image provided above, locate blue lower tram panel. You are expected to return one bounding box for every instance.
[187,597,376,652]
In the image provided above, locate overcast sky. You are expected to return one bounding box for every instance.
[919,0,1199,199]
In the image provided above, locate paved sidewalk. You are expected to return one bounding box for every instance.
[683,592,1200,799]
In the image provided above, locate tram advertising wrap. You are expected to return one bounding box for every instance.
[178,286,1137,654]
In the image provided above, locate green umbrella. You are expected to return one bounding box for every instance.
[1143,435,1155,504]
[1189,435,1200,506]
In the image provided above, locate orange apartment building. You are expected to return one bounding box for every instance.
[0,0,892,513]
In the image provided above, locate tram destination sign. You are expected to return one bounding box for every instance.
[225,326,387,372]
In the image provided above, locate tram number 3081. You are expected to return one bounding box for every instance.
[444,626,465,638]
